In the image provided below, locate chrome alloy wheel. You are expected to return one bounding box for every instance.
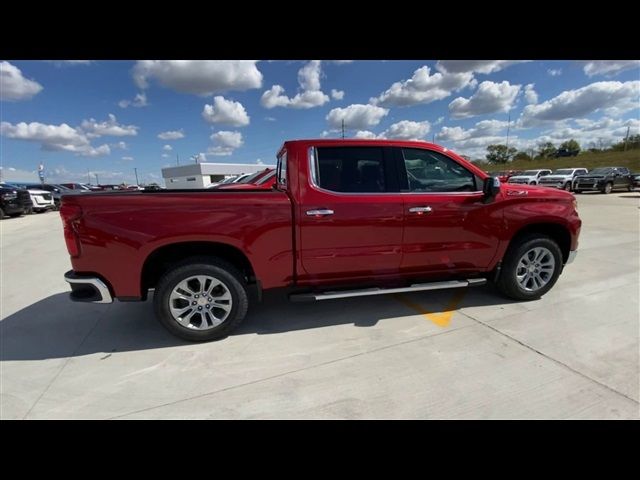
[516,247,556,292]
[168,275,232,330]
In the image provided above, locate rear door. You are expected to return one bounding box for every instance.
[297,145,404,283]
[397,147,501,275]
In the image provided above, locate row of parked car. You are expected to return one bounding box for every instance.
[496,167,640,194]
[207,168,276,190]
[0,181,166,219]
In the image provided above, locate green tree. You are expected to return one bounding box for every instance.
[537,142,557,158]
[559,139,581,154]
[486,144,517,164]
[513,151,532,162]
[610,134,640,151]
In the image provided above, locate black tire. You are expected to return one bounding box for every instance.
[601,182,612,194]
[153,256,249,342]
[574,189,582,194]
[495,234,563,301]
[628,185,634,192]
[0,207,4,219]
[530,181,537,185]
[24,206,33,215]
[563,182,572,191]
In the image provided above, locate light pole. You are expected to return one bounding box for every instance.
[134,167,139,185]
[95,173,99,185]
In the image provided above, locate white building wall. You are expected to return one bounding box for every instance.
[165,175,209,189]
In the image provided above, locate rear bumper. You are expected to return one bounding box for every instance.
[566,250,577,265]
[64,270,113,303]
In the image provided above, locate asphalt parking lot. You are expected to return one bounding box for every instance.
[1,192,638,419]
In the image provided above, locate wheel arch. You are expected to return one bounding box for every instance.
[141,241,258,300]
[505,222,572,264]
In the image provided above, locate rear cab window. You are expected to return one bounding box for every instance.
[312,146,386,193]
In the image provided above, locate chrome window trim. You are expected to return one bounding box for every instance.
[307,145,483,196]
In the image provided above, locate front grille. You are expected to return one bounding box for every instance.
[17,191,32,207]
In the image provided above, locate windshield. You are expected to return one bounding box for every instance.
[590,168,613,174]
[522,170,541,176]
[257,170,276,184]
[240,171,266,184]
[552,169,573,175]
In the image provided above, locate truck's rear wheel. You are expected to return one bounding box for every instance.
[602,182,612,194]
[153,257,249,342]
[495,234,563,301]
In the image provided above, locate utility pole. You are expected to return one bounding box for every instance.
[432,133,435,143]
[87,169,91,185]
[176,154,180,166]
[134,167,139,185]
[624,126,630,151]
[341,119,345,139]
[95,173,99,185]
[505,111,511,153]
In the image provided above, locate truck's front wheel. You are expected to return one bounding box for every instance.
[495,235,563,301]
[153,257,249,342]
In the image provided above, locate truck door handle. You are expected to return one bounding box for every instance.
[408,206,433,214]
[306,209,334,216]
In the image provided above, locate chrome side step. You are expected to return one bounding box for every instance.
[289,278,486,302]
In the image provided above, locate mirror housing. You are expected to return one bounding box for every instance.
[483,176,501,200]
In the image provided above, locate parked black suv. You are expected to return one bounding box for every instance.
[0,185,32,219]
[573,167,634,194]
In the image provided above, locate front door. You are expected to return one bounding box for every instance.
[297,145,404,284]
[397,147,501,275]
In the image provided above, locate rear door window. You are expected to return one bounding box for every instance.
[314,147,386,193]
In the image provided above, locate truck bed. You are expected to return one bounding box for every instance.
[62,189,294,298]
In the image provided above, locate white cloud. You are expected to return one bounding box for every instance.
[1,61,43,101]
[520,80,640,126]
[326,104,389,130]
[118,92,148,108]
[353,130,378,139]
[540,116,640,148]
[331,88,345,100]
[372,65,475,107]
[1,121,111,157]
[196,153,207,163]
[208,130,243,156]
[132,60,263,96]
[51,60,92,66]
[202,96,250,126]
[80,114,138,137]
[256,158,264,165]
[436,60,529,75]
[547,68,562,76]
[122,156,134,161]
[161,153,170,158]
[163,144,173,151]
[112,141,127,150]
[264,116,276,122]
[449,81,521,119]
[382,120,431,140]
[437,119,509,142]
[582,60,640,77]
[434,116,445,125]
[261,60,330,109]
[524,83,538,104]
[158,129,185,140]
[330,61,354,65]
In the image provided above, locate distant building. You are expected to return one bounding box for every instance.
[161,163,273,189]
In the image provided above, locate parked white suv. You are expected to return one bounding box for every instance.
[538,168,588,191]
[8,183,55,213]
[507,169,553,185]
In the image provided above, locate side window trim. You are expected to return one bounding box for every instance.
[395,146,483,194]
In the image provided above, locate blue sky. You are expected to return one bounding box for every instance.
[1,60,638,185]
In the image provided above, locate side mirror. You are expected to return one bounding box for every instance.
[483,176,501,200]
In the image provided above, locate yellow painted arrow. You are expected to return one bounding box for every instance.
[394,289,467,327]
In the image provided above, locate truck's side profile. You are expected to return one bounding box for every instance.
[61,139,581,341]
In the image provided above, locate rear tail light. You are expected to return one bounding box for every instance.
[60,204,82,257]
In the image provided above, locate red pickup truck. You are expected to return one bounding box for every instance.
[61,139,581,341]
